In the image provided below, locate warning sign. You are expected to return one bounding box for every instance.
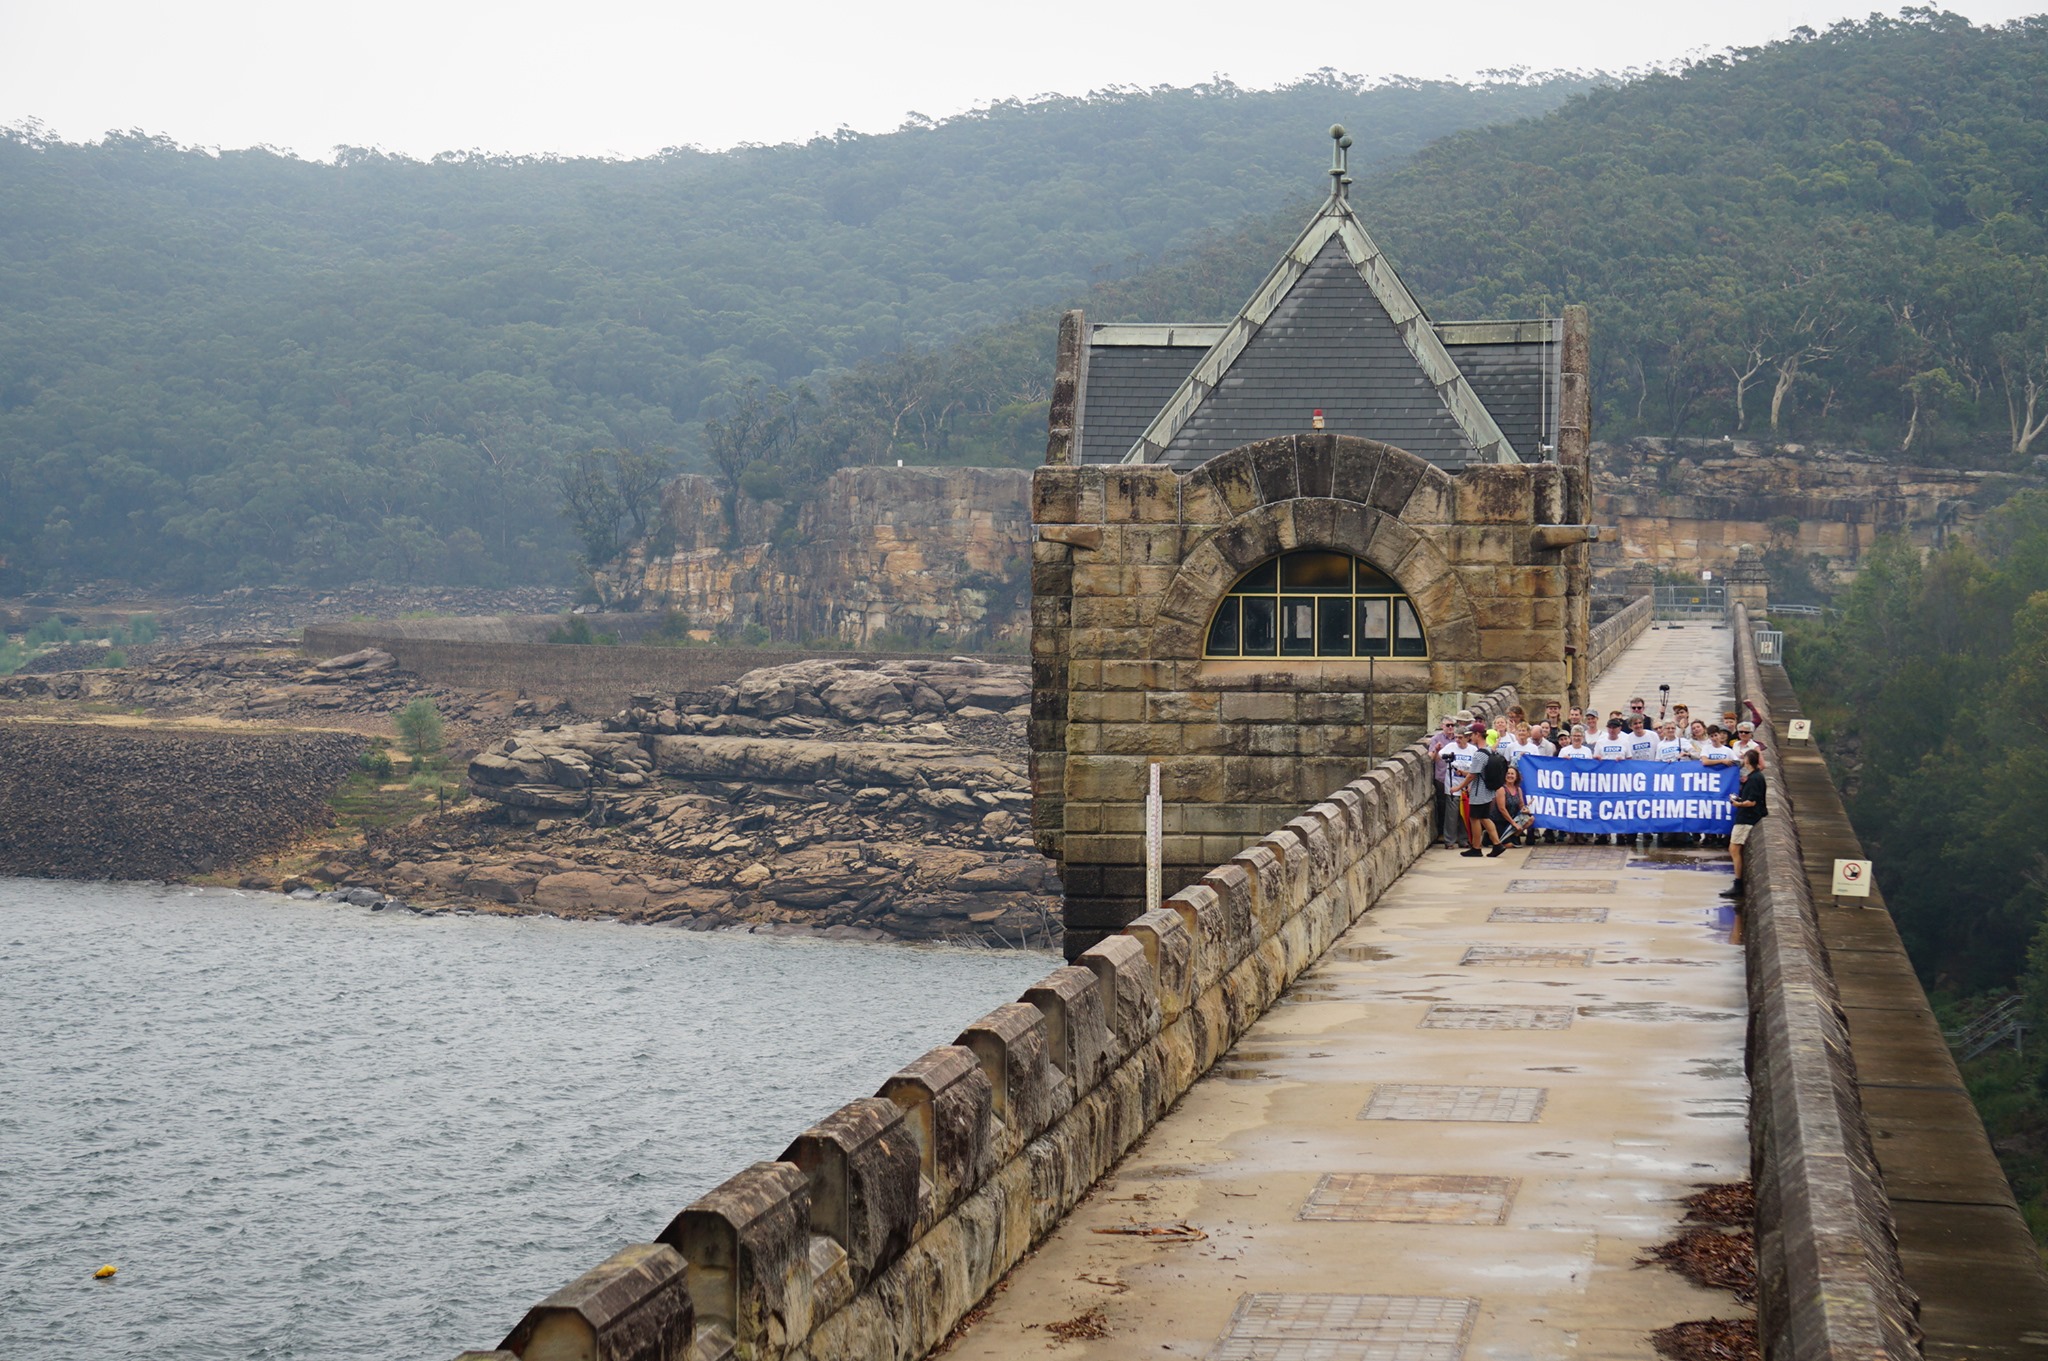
[1787,719,1812,740]
[1831,859,1873,897]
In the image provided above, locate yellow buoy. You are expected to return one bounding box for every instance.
[94,1264,117,1279]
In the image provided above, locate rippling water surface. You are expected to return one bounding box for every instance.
[0,879,1050,1360]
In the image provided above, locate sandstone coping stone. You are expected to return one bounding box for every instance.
[779,1098,918,1291]
[1078,933,1161,1063]
[1124,907,1195,1023]
[955,1002,1053,1155]
[877,1046,995,1229]
[499,1242,693,1361]
[1282,814,1339,898]
[1198,862,1257,972]
[1024,964,1110,1106]
[659,1162,811,1360]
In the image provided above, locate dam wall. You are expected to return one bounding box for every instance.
[445,689,1519,1361]
[299,624,1000,716]
[1735,606,2048,1358]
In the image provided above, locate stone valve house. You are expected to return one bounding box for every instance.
[1031,127,1600,956]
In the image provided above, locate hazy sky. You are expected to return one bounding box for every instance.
[3,1,2042,160]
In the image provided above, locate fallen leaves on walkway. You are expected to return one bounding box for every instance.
[1681,1181,1755,1226]
[1046,1308,1110,1343]
[1638,1227,1758,1301]
[1650,1318,1760,1361]
[1089,1222,1207,1242]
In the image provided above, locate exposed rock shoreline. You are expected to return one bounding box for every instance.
[0,645,1058,948]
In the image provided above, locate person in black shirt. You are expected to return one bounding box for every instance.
[1722,750,1768,899]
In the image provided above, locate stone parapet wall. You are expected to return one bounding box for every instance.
[1732,607,1920,1359]
[1584,595,1651,688]
[449,688,1517,1361]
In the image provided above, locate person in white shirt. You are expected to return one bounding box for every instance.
[1732,721,1762,763]
[1559,725,1596,759]
[1448,730,1489,848]
[1593,718,1632,761]
[1527,723,1557,759]
[1655,721,1691,762]
[1625,714,1657,762]
[1699,728,1738,767]
[1441,730,1477,849]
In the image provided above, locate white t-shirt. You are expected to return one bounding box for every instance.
[1699,742,1738,767]
[1732,739,1761,761]
[1559,742,1596,760]
[1592,734,1632,760]
[1528,738,1557,758]
[1655,738,1690,761]
[1625,731,1657,761]
[1448,743,1485,791]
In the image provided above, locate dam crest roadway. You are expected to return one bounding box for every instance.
[946,623,1746,1359]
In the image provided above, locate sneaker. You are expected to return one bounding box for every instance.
[1718,881,1744,898]
[1487,844,1508,858]
[1461,848,1485,858]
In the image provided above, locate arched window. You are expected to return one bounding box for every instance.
[1204,550,1427,659]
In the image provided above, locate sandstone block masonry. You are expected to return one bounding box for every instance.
[449,689,1514,1361]
[1029,435,1592,957]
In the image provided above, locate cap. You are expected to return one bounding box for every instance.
[1605,715,1622,726]
[1469,722,1487,735]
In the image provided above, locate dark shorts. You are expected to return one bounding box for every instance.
[1471,801,1506,828]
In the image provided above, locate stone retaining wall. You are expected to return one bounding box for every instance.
[299,625,1000,716]
[1732,606,1919,1359]
[1584,593,1651,688]
[447,689,1518,1361]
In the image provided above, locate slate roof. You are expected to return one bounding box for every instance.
[1080,317,1559,470]
[1073,186,1561,472]
[1077,344,1206,467]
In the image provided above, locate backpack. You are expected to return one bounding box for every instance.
[1482,749,1509,790]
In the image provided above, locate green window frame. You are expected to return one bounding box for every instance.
[1203,550,1428,660]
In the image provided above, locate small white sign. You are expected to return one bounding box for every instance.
[1787,719,1812,740]
[1832,859,1873,897]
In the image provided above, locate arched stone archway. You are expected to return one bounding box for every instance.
[1028,432,1586,957]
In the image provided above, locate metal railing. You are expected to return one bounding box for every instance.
[1947,995,2028,1060]
[1653,582,1727,621]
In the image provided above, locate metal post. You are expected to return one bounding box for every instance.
[1145,762,1163,916]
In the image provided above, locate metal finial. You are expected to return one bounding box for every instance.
[1328,125,1350,201]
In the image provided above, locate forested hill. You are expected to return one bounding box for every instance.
[0,77,1583,591]
[881,13,2048,475]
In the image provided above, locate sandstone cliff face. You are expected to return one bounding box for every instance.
[603,466,1032,646]
[1590,437,2033,581]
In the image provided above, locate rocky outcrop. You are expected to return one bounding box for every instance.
[1590,437,2036,582]
[598,466,1032,646]
[0,722,365,879]
[424,656,1055,945]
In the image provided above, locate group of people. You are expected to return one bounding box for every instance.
[1427,695,1770,897]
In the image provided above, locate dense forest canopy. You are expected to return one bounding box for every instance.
[877,11,2048,464]
[0,76,1584,591]
[10,11,2048,593]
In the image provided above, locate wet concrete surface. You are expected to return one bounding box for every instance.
[944,628,1750,1359]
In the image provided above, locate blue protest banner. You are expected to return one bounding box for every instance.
[1517,756,1741,836]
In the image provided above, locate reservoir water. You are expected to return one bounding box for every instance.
[0,879,1051,1360]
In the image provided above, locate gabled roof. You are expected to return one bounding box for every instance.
[1090,130,1539,471]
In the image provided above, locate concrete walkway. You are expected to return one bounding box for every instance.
[947,625,1747,1360]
